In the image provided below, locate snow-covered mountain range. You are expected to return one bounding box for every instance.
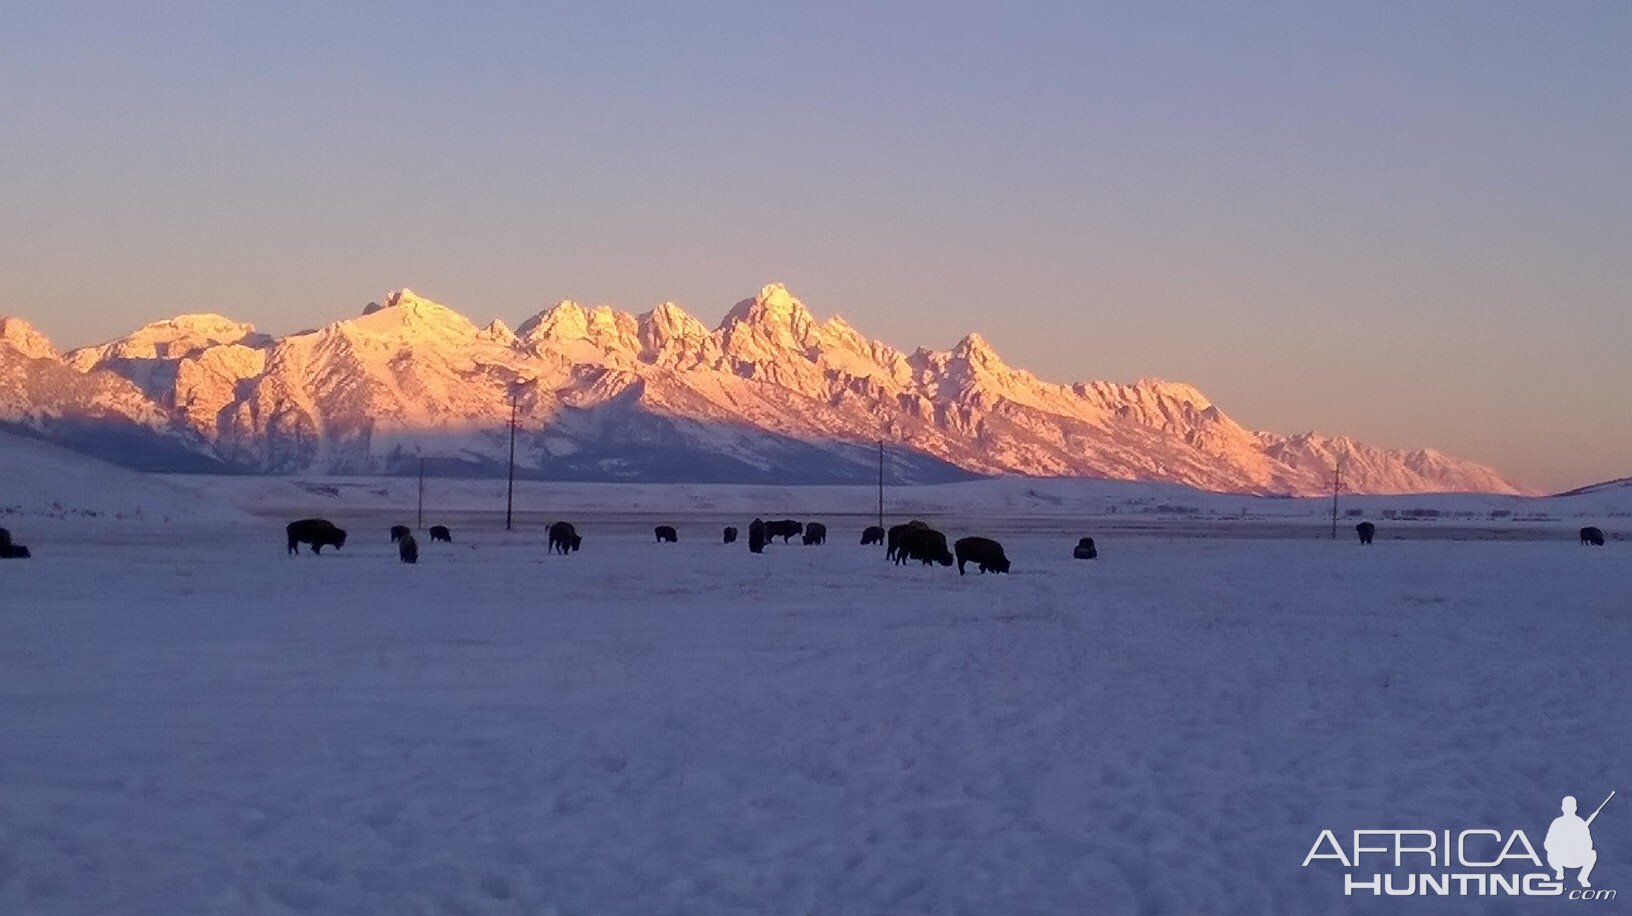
[0,284,1529,494]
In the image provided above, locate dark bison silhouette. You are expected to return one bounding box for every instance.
[802,522,827,545]
[655,525,678,543]
[390,525,411,543]
[1073,536,1098,560]
[955,536,1010,575]
[548,521,582,555]
[886,520,932,562]
[764,519,803,543]
[861,525,885,545]
[1580,526,1606,547]
[0,528,29,559]
[428,525,452,543]
[288,518,346,555]
[723,526,738,544]
[1356,522,1376,546]
[748,518,766,554]
[895,525,953,567]
[398,533,419,564]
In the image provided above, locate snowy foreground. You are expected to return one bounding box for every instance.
[2,496,1627,915]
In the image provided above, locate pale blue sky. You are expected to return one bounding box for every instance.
[2,2,1627,490]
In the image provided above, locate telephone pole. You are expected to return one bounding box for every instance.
[505,388,518,531]
[416,457,425,529]
[1330,456,1344,540]
[877,438,885,548]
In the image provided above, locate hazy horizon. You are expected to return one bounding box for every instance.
[3,3,1627,491]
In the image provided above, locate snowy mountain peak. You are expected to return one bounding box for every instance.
[953,332,1000,362]
[0,316,60,361]
[720,283,815,331]
[63,313,267,371]
[1133,378,1212,410]
[517,300,588,340]
[346,289,479,342]
[480,319,516,346]
[639,303,714,359]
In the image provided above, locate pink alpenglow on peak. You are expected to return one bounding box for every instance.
[0,285,1532,494]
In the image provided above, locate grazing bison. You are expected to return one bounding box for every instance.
[287,518,346,555]
[895,525,953,567]
[748,518,766,554]
[548,521,582,555]
[1356,522,1376,546]
[802,522,827,545]
[398,533,419,564]
[955,536,1010,575]
[886,520,931,562]
[763,519,802,543]
[390,525,411,543]
[428,525,452,543]
[723,526,738,544]
[655,525,678,543]
[1073,536,1098,560]
[861,525,885,545]
[1580,526,1606,547]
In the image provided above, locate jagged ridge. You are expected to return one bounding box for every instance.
[0,285,1530,493]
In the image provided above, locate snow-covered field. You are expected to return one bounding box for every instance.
[2,457,1628,912]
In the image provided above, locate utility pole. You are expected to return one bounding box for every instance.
[1330,455,1344,540]
[877,438,885,552]
[506,388,518,531]
[417,457,425,529]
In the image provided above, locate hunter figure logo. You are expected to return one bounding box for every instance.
[1548,793,1612,888]
[1303,790,1616,900]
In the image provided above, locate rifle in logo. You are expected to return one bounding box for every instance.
[1546,790,1614,888]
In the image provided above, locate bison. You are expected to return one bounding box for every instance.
[886,520,931,562]
[390,524,411,543]
[1580,526,1606,547]
[1073,536,1097,560]
[655,525,678,543]
[954,536,1010,575]
[398,533,419,564]
[287,518,346,555]
[548,521,582,555]
[895,525,953,567]
[764,519,802,543]
[860,525,885,545]
[748,518,766,554]
[428,525,452,543]
[723,526,738,544]
[0,527,29,559]
[802,522,827,545]
[1356,522,1376,546]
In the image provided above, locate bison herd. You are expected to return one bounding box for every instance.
[271,514,1618,571]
